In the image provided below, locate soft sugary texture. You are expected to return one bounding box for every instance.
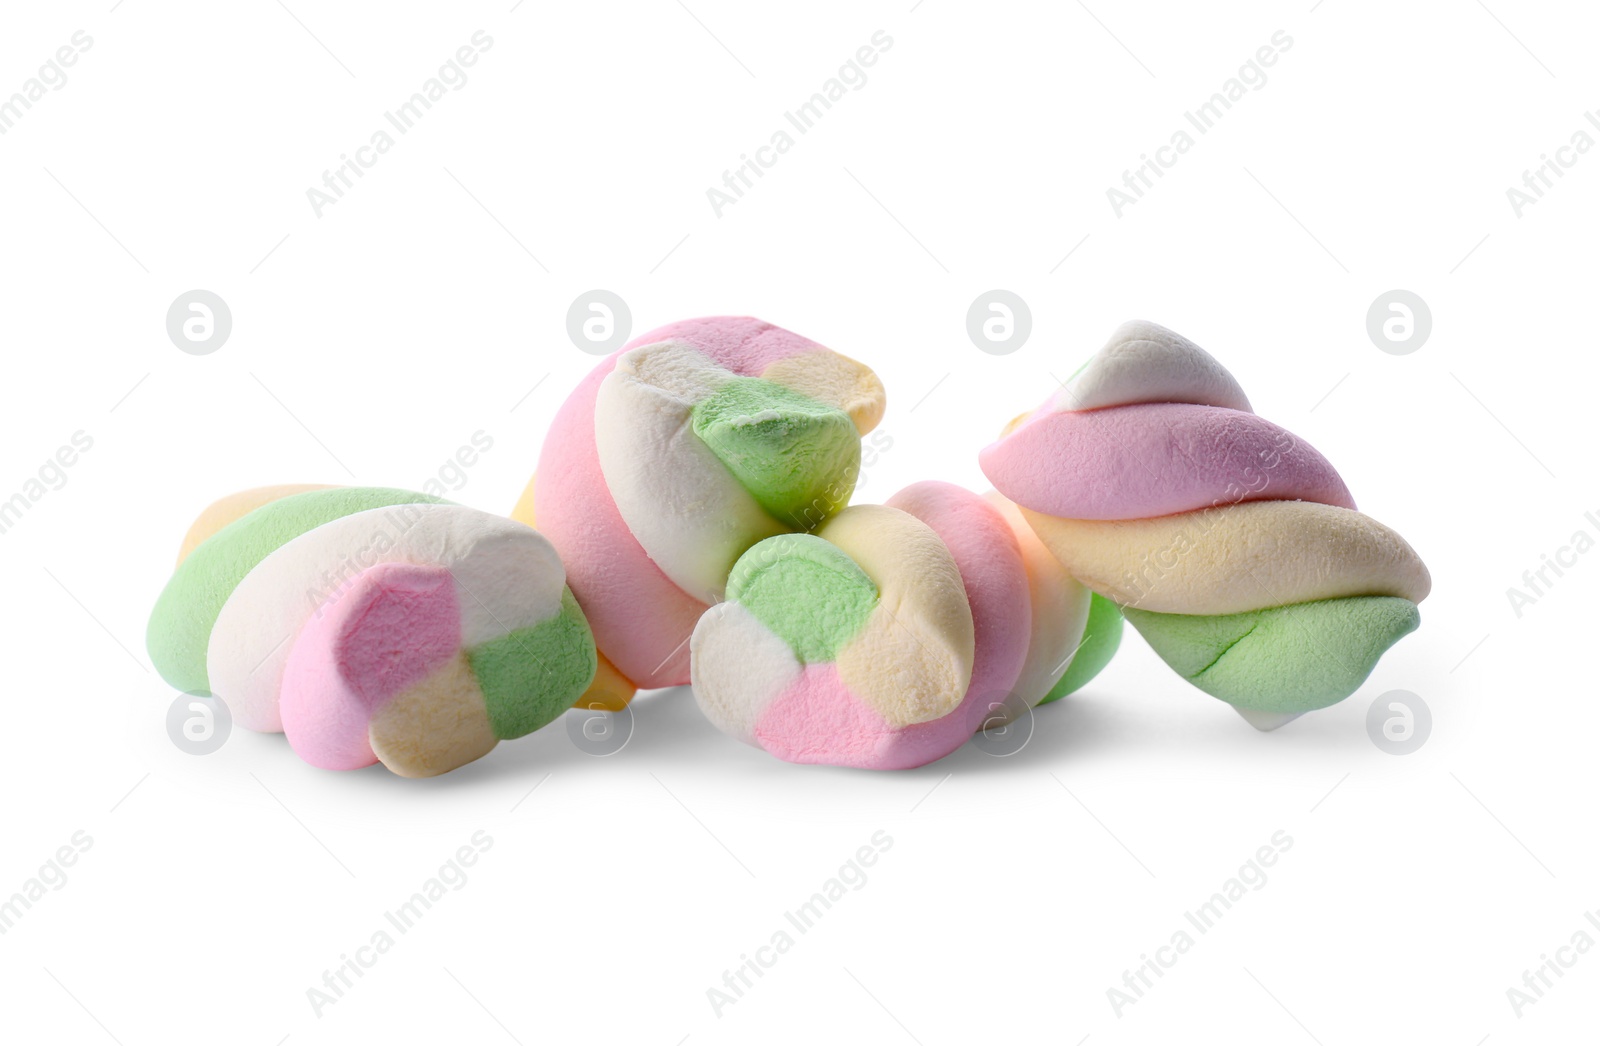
[692,501,971,768]
[152,489,596,776]
[278,566,593,776]
[368,654,499,779]
[593,343,799,603]
[531,316,885,692]
[875,482,1032,746]
[1019,501,1431,616]
[691,377,860,525]
[511,477,638,714]
[690,600,803,744]
[1047,320,1252,414]
[148,487,447,695]
[208,502,566,732]
[280,562,464,771]
[725,534,878,663]
[692,484,1112,769]
[810,503,976,729]
[1122,597,1421,713]
[984,402,1354,520]
[982,320,1429,726]
[467,588,596,740]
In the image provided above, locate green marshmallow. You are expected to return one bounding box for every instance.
[692,377,861,530]
[467,587,597,740]
[1123,596,1421,714]
[726,533,878,663]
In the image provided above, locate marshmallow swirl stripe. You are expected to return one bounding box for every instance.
[522,316,886,702]
[147,486,596,776]
[980,321,1431,728]
[690,481,1117,769]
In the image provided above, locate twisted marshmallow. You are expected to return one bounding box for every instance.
[520,316,885,707]
[981,321,1430,728]
[148,486,596,776]
[690,481,1120,768]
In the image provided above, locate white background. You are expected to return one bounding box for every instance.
[1,1,1593,1042]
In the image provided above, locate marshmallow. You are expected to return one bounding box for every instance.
[691,482,1115,769]
[981,321,1429,729]
[148,487,596,776]
[523,317,886,699]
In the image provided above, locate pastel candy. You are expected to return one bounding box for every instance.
[149,487,596,776]
[148,487,448,696]
[1049,319,1252,414]
[280,566,595,777]
[691,501,972,768]
[691,483,1115,769]
[367,654,499,778]
[986,403,1355,520]
[982,320,1430,728]
[874,483,1030,740]
[1018,500,1431,616]
[208,501,569,733]
[527,316,885,692]
[279,562,467,772]
[1121,597,1421,716]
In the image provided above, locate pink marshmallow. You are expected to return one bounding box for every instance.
[279,562,462,771]
[979,402,1355,520]
[755,663,896,767]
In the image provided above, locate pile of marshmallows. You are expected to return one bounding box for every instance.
[148,317,1430,776]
